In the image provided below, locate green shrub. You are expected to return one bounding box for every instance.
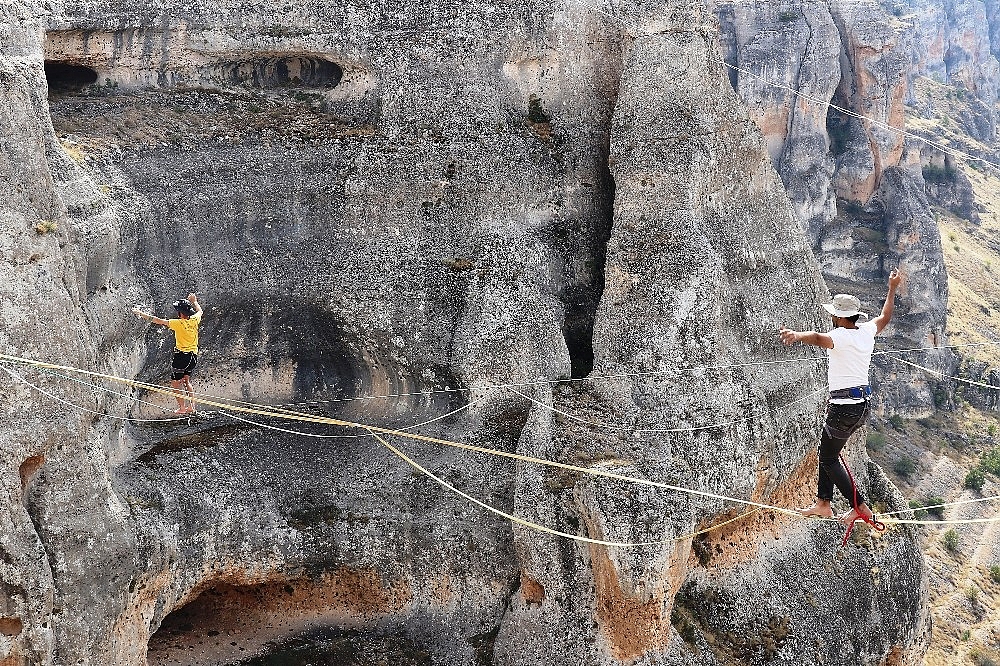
[924,496,946,519]
[909,497,946,519]
[894,456,917,478]
[908,499,928,520]
[989,424,997,438]
[943,528,960,552]
[889,414,905,430]
[778,9,799,22]
[990,565,1000,584]
[980,447,1000,475]
[966,586,979,603]
[866,431,886,451]
[965,467,986,491]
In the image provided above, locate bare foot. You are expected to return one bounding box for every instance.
[839,504,873,526]
[798,504,834,519]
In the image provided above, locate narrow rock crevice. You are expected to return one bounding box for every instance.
[560,164,613,380]
[825,100,856,158]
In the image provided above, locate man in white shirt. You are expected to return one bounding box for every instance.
[778,269,902,528]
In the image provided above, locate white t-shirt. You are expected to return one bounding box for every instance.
[827,320,877,404]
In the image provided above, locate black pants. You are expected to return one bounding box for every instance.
[817,401,870,508]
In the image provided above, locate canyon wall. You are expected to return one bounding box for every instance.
[715,0,954,415]
[0,1,928,665]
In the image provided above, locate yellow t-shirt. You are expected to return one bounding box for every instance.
[167,311,202,353]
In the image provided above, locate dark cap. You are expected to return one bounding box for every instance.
[172,299,196,316]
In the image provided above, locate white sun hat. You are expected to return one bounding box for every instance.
[822,294,869,319]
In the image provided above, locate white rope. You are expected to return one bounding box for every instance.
[2,367,182,423]
[881,494,1000,518]
[892,357,1000,391]
[218,400,477,439]
[37,366,174,416]
[575,0,999,174]
[507,387,745,433]
[201,341,1000,412]
[719,60,998,171]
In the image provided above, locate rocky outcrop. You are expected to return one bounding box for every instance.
[918,148,981,222]
[0,3,146,665]
[715,1,842,240]
[0,0,927,665]
[714,0,953,416]
[906,0,1000,142]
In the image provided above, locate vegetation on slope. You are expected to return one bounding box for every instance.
[896,76,1000,665]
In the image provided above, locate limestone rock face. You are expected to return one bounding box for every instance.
[1,1,927,665]
[919,148,981,223]
[714,0,952,415]
[715,1,842,241]
[908,0,1000,141]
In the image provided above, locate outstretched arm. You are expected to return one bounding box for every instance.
[188,292,202,315]
[779,328,834,349]
[133,308,168,326]
[872,269,903,335]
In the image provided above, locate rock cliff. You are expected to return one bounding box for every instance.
[906,0,1000,142]
[714,0,953,415]
[1,1,928,665]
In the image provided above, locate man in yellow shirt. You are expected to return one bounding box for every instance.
[133,293,203,414]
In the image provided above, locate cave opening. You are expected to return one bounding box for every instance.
[146,576,423,666]
[43,61,98,94]
[146,580,306,666]
[220,56,343,89]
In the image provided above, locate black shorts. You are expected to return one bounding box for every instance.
[171,351,197,380]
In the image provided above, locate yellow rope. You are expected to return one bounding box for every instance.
[372,430,773,546]
[0,352,810,517]
[7,353,999,534]
[367,429,677,547]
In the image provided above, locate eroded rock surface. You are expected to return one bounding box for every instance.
[715,0,953,416]
[1,1,928,665]
[907,0,1000,141]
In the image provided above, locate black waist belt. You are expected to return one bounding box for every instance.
[829,385,871,400]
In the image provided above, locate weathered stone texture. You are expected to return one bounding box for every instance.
[714,0,952,416]
[0,0,929,665]
[907,0,1000,140]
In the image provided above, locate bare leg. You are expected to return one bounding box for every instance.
[798,499,833,518]
[170,379,186,413]
[182,377,195,413]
